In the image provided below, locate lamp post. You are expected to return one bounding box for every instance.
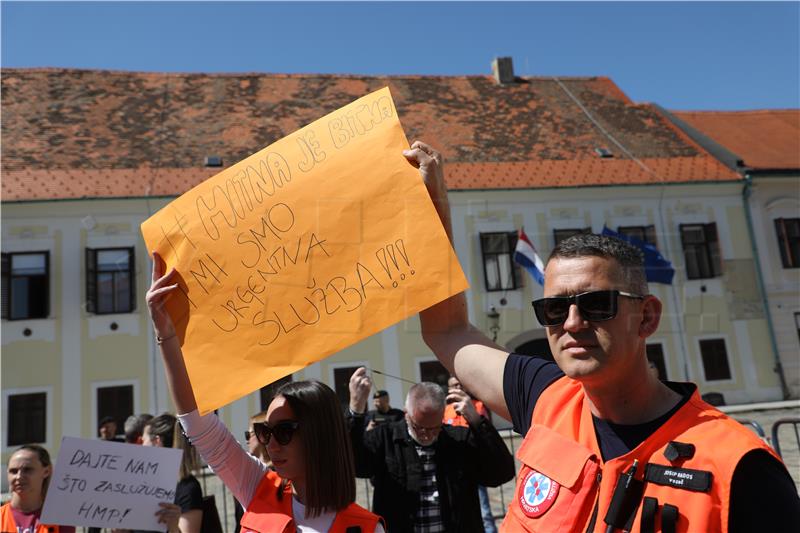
[487,305,500,342]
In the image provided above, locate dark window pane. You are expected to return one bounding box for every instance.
[333,367,360,409]
[8,392,47,445]
[97,385,134,438]
[10,278,30,319]
[419,360,449,390]
[97,272,114,313]
[259,375,293,411]
[681,224,721,280]
[775,218,800,268]
[6,252,49,320]
[699,339,732,381]
[479,232,519,292]
[646,344,668,381]
[115,272,131,311]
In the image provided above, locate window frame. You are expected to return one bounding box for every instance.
[86,247,136,315]
[1,251,50,320]
[679,223,722,280]
[416,358,450,390]
[329,362,368,409]
[3,386,52,449]
[698,338,733,382]
[479,231,520,292]
[774,217,800,269]
[618,225,658,247]
[91,380,138,441]
[645,342,668,381]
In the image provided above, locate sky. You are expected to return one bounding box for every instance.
[2,1,799,110]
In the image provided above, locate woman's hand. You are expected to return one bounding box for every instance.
[146,251,179,339]
[155,502,181,533]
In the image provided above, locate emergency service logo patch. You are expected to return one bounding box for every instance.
[518,469,560,518]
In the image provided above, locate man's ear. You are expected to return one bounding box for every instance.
[639,295,662,337]
[43,464,52,481]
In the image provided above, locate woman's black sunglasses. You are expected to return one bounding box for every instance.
[532,290,644,326]
[252,421,300,446]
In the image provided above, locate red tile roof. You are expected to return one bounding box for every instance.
[672,110,800,171]
[2,68,739,201]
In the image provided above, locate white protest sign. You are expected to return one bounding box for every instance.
[42,436,182,530]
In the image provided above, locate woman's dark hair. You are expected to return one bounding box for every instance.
[274,380,355,517]
[146,413,176,448]
[146,413,200,480]
[13,444,52,498]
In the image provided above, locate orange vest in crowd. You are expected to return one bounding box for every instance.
[443,400,488,427]
[501,377,779,533]
[0,503,60,533]
[240,470,383,533]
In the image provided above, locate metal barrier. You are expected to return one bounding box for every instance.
[771,418,800,459]
[735,418,768,440]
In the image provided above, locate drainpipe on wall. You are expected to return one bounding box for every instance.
[742,174,791,399]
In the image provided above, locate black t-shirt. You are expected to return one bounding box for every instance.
[175,475,204,511]
[503,353,800,532]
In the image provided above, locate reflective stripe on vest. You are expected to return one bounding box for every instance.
[500,377,779,533]
[1,503,61,533]
[240,471,382,533]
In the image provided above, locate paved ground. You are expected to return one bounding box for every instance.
[199,404,800,532]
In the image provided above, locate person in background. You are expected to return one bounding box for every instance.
[142,413,204,533]
[124,413,154,444]
[147,251,385,532]
[98,416,119,441]
[348,367,514,532]
[1,445,76,533]
[442,376,497,533]
[365,390,404,430]
[234,410,273,533]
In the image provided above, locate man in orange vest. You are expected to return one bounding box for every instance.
[404,141,800,533]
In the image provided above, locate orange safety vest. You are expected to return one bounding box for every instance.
[443,400,488,427]
[501,377,780,533]
[0,503,60,533]
[240,470,384,533]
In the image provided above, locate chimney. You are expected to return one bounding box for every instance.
[492,57,515,85]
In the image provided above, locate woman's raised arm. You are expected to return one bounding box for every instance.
[146,251,198,415]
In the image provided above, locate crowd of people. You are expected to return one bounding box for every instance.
[5,140,800,533]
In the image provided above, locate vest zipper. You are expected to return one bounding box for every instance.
[585,470,602,533]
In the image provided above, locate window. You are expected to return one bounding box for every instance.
[1,252,49,320]
[775,218,800,268]
[680,224,722,279]
[97,385,133,439]
[333,366,360,409]
[7,392,47,445]
[419,360,449,390]
[479,232,519,292]
[618,225,658,246]
[699,339,732,381]
[553,227,591,246]
[646,343,668,381]
[86,248,135,314]
[795,312,800,345]
[260,375,293,411]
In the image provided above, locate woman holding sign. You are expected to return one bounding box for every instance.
[1,445,76,533]
[146,252,385,533]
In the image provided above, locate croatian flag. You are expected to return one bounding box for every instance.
[514,228,545,286]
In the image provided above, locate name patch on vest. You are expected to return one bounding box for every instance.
[517,469,560,518]
[645,463,713,492]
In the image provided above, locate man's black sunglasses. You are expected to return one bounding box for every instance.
[532,290,644,326]
[252,420,300,446]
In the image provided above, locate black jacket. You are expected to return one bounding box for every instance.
[348,414,515,532]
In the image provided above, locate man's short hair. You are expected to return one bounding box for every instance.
[373,390,389,399]
[98,416,116,428]
[124,413,154,443]
[549,234,648,294]
[405,382,445,414]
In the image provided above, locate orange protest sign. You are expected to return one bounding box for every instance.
[140,87,468,414]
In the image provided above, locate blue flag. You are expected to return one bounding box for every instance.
[601,226,675,284]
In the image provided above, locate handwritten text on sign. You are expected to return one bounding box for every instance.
[41,437,182,530]
[140,87,469,414]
